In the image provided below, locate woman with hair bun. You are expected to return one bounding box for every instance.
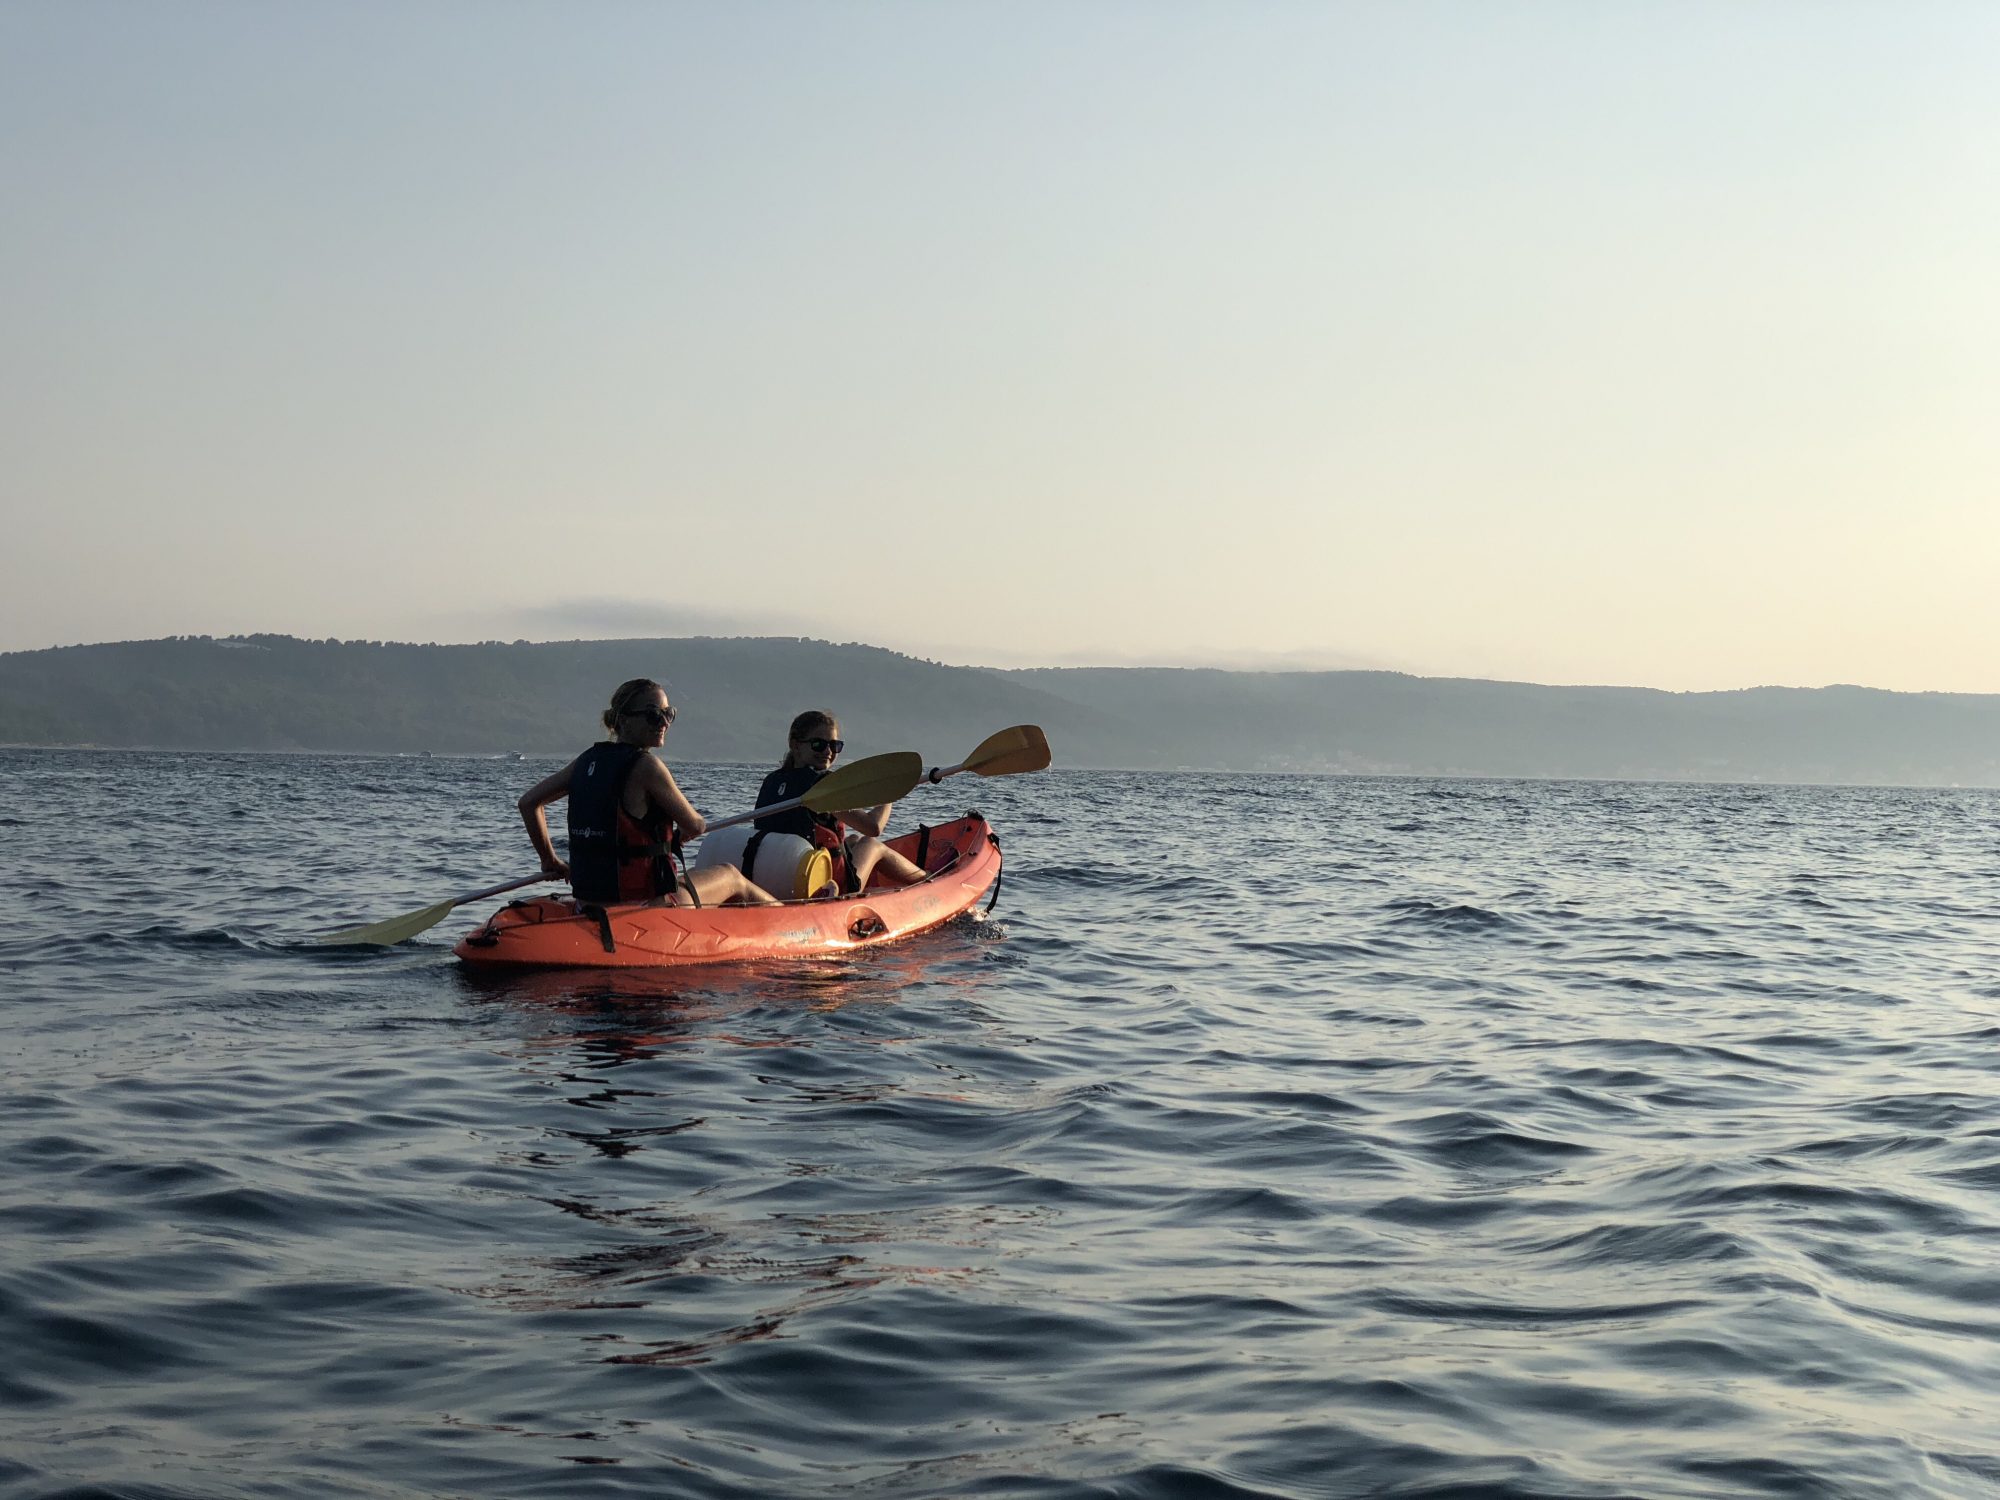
[752,709,926,894]
[516,678,778,908]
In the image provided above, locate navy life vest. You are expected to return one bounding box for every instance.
[567,742,679,904]
[754,764,853,892]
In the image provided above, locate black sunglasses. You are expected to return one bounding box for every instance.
[800,737,843,755]
[624,705,677,728]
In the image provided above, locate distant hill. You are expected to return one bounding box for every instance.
[2,635,1997,785]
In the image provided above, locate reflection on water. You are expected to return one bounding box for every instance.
[446,913,1027,1388]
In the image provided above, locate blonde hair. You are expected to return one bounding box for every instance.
[603,678,665,733]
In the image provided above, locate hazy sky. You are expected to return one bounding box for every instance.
[5,1,1997,691]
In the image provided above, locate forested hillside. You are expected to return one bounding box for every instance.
[4,635,1998,785]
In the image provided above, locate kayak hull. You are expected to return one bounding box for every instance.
[454,815,1001,969]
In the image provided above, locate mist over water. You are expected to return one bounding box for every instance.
[2,750,1997,1499]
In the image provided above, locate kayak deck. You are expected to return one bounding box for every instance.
[454,814,1001,969]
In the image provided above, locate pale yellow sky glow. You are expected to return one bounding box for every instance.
[4,2,1997,691]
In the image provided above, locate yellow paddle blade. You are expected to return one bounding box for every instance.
[314,873,551,947]
[801,750,925,812]
[315,897,458,947]
[963,724,1051,776]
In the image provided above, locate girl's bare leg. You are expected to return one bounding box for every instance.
[847,836,925,890]
[685,865,781,906]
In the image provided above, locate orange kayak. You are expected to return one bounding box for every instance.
[454,814,1002,969]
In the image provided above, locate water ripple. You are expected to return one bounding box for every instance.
[0,753,1996,1499]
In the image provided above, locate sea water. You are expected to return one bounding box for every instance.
[1,750,1996,1499]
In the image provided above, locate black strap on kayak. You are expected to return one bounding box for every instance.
[983,826,1002,913]
[913,824,930,872]
[672,828,696,912]
[740,829,769,885]
[577,904,618,954]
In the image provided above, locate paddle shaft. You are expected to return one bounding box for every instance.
[696,750,992,839]
[703,797,798,837]
[457,873,552,906]
[698,751,923,837]
[315,871,553,945]
[701,783,878,836]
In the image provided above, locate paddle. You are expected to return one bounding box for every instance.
[699,750,926,835]
[917,724,1051,785]
[318,751,926,945]
[315,872,554,947]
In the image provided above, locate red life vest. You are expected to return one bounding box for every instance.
[805,821,853,893]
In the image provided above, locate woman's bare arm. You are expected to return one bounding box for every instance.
[517,759,576,878]
[840,802,893,838]
[638,758,707,843]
